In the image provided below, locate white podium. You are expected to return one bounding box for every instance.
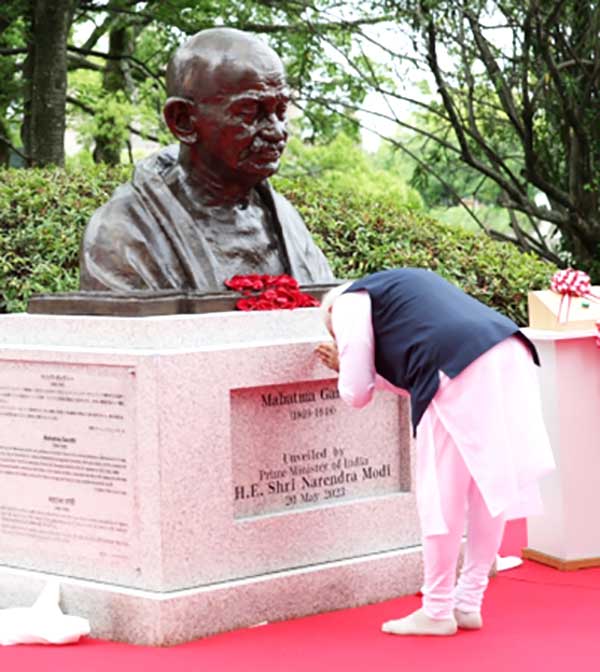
[524,328,600,570]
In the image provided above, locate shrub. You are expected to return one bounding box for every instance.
[274,177,557,325]
[0,165,556,324]
[0,164,129,313]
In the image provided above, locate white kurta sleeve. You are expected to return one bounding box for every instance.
[331,291,409,407]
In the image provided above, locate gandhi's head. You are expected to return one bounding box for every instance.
[164,28,289,180]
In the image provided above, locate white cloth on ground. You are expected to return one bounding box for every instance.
[0,582,90,646]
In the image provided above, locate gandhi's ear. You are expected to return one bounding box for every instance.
[163,97,198,145]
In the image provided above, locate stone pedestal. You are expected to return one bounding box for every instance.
[523,328,600,570]
[0,309,422,645]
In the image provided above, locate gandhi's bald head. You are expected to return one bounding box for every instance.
[163,28,290,183]
[166,28,285,102]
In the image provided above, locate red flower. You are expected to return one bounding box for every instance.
[225,275,265,293]
[272,274,299,289]
[225,274,319,311]
[255,298,275,310]
[236,298,256,311]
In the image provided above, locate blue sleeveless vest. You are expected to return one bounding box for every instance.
[345,268,538,435]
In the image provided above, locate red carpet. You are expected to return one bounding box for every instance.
[2,520,599,672]
[498,517,527,556]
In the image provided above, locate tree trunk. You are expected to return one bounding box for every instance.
[19,0,34,161]
[28,0,73,167]
[0,118,11,166]
[93,25,133,165]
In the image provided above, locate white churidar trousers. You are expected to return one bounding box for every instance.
[418,415,506,619]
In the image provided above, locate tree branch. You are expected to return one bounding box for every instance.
[499,195,569,228]
[79,14,116,52]
[306,93,462,156]
[67,45,165,89]
[241,15,393,34]
[465,10,525,140]
[455,14,525,195]
[298,96,492,235]
[0,47,28,56]
[0,135,29,163]
[425,18,532,207]
[67,54,103,71]
[535,18,588,146]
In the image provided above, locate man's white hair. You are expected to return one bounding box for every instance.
[320,281,353,333]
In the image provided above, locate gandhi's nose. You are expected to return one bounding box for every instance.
[260,115,287,142]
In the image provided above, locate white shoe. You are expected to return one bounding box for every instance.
[381,608,457,636]
[454,609,483,630]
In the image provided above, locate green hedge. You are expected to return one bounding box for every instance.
[0,165,556,324]
[275,176,557,325]
[0,165,130,313]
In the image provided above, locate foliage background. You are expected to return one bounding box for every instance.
[0,161,555,324]
[3,0,599,278]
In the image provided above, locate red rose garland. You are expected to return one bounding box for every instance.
[224,274,320,311]
[549,268,600,324]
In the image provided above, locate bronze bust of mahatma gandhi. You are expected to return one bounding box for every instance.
[80,28,334,292]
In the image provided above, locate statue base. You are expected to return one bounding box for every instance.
[0,309,421,644]
[0,547,423,646]
[27,285,338,317]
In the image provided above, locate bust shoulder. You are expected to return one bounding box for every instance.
[131,144,180,185]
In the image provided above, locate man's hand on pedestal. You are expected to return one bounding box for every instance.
[314,342,339,372]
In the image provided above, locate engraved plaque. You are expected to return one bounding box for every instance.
[231,379,408,518]
[0,360,138,566]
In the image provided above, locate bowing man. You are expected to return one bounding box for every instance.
[315,268,554,636]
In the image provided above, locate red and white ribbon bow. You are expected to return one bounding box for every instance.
[550,269,600,324]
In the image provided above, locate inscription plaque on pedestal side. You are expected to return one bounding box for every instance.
[0,360,138,567]
[231,379,409,518]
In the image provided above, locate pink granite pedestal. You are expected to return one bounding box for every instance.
[0,310,422,644]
